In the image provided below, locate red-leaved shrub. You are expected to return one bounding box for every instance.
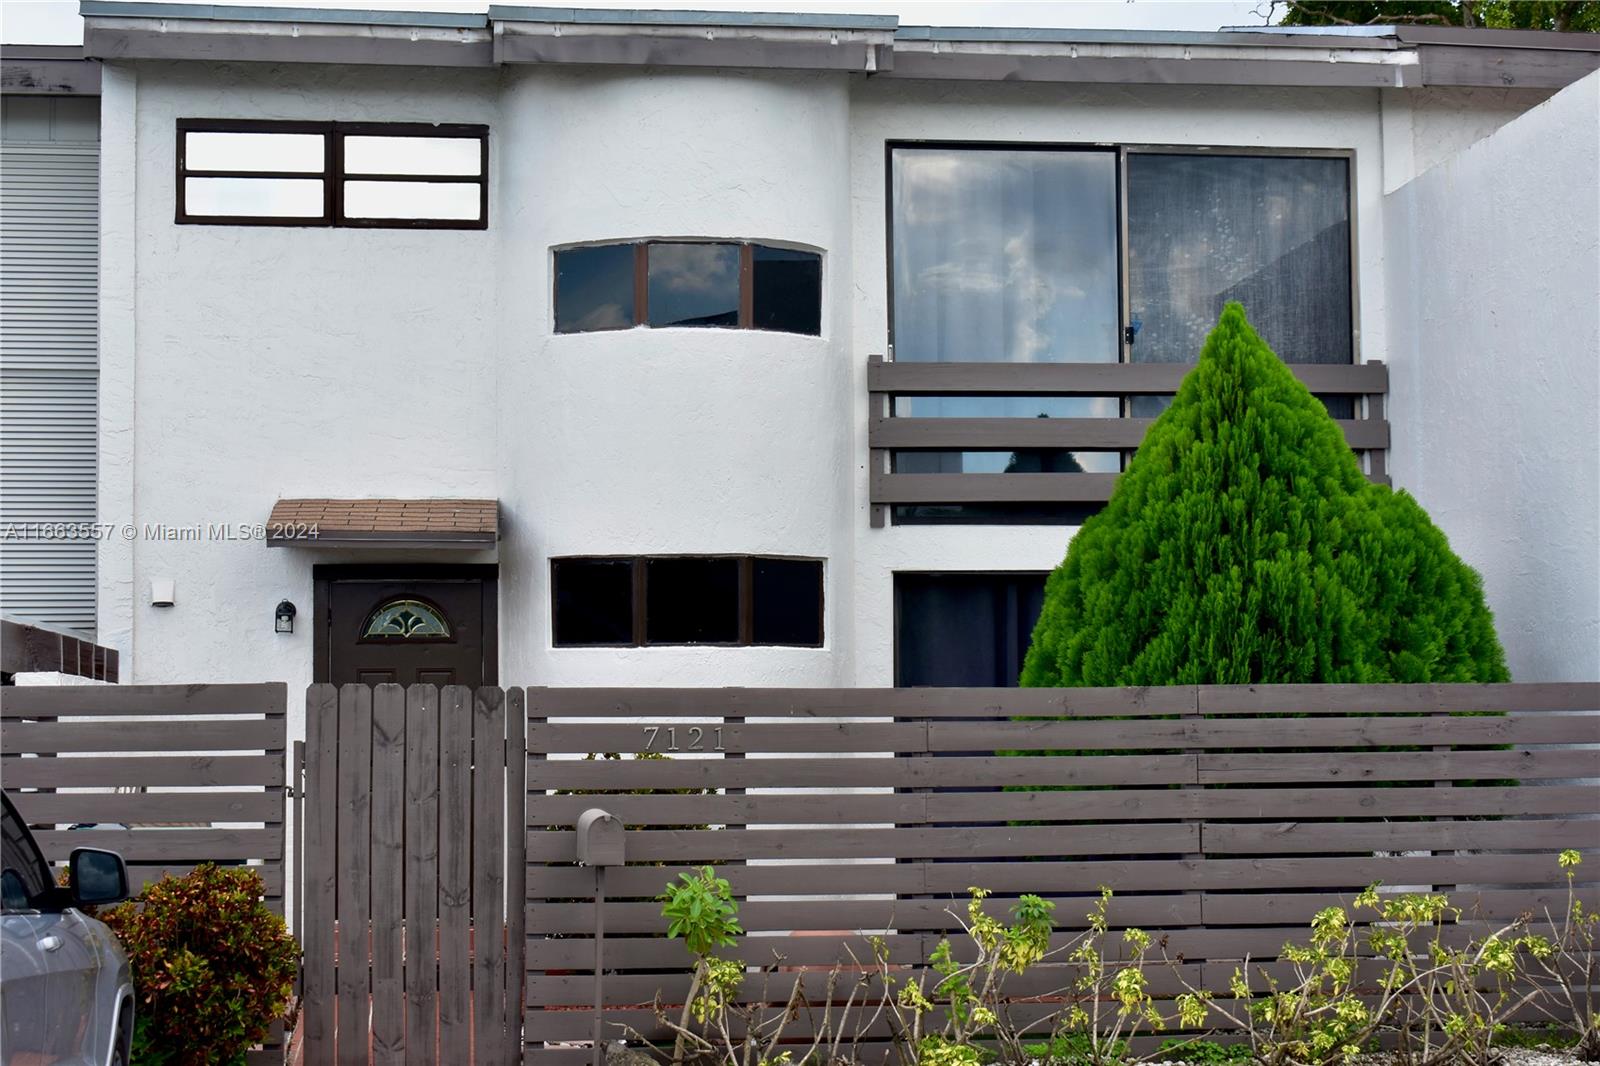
[101,864,297,1065]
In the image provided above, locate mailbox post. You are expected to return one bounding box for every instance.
[576,809,624,1066]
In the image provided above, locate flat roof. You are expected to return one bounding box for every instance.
[61,0,1600,91]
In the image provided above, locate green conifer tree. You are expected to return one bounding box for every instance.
[1021,303,1508,687]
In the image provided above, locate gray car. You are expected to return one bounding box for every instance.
[1,791,133,1066]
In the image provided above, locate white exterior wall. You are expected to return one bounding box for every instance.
[493,67,856,689]
[94,58,1582,717]
[1385,70,1600,683]
[98,61,503,742]
[847,79,1391,684]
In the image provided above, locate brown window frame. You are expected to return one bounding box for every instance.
[550,554,825,649]
[175,118,489,230]
[552,239,822,336]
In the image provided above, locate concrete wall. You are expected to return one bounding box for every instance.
[95,57,1583,718]
[1385,70,1600,682]
[493,66,856,690]
[98,61,502,742]
[846,78,1392,684]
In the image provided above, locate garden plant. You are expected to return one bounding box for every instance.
[635,862,1594,1066]
[1022,303,1508,688]
[100,864,298,1065]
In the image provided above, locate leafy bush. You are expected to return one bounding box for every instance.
[1022,303,1508,687]
[101,864,297,1065]
[1179,884,1550,1066]
[1527,850,1600,1059]
[641,864,1586,1066]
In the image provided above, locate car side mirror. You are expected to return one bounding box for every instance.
[69,848,130,907]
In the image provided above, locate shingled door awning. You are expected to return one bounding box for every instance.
[265,498,498,549]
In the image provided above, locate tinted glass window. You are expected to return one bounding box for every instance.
[895,573,1047,687]
[752,558,823,646]
[891,147,1120,364]
[552,558,634,645]
[2,800,50,912]
[752,245,821,335]
[646,558,740,643]
[1128,153,1351,367]
[555,245,637,334]
[647,243,740,328]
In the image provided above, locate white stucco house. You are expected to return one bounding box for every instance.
[1,3,1597,727]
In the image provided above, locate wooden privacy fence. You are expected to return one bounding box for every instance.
[524,683,1600,1066]
[0,682,289,1066]
[300,683,527,1065]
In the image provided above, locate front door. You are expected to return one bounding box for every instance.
[314,565,497,687]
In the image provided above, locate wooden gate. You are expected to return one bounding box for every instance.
[300,684,526,1064]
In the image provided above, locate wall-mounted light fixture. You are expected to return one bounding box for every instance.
[274,600,296,634]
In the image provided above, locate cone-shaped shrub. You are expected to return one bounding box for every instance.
[1021,303,1508,687]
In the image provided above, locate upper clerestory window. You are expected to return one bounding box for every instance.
[176,119,488,229]
[553,240,822,337]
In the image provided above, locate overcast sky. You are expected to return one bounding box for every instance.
[1,0,1281,46]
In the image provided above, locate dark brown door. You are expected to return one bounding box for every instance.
[314,565,497,687]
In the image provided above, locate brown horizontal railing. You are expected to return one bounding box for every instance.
[867,355,1391,526]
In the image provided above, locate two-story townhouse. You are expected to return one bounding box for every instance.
[3,3,1596,728]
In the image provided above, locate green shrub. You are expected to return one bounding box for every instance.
[1022,303,1508,687]
[101,864,297,1065]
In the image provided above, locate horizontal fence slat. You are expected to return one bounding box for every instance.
[867,359,1390,396]
[527,822,1198,863]
[1,718,284,753]
[526,933,935,971]
[124,863,285,895]
[1196,748,1598,782]
[1198,681,1600,714]
[870,415,1388,451]
[526,686,1200,718]
[525,921,1553,974]
[871,470,1120,504]
[1201,818,1600,854]
[0,754,284,788]
[0,682,287,718]
[1199,887,1600,925]
[529,714,1599,754]
[530,753,1196,789]
[526,851,1598,900]
[10,790,281,823]
[34,827,283,861]
[527,894,1202,936]
[529,785,1597,827]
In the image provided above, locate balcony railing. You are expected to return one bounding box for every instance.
[867,355,1390,528]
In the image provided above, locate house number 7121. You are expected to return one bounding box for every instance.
[642,726,725,752]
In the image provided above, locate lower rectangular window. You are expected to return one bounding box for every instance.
[551,555,823,647]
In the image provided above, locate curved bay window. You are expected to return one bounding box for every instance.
[554,240,822,337]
